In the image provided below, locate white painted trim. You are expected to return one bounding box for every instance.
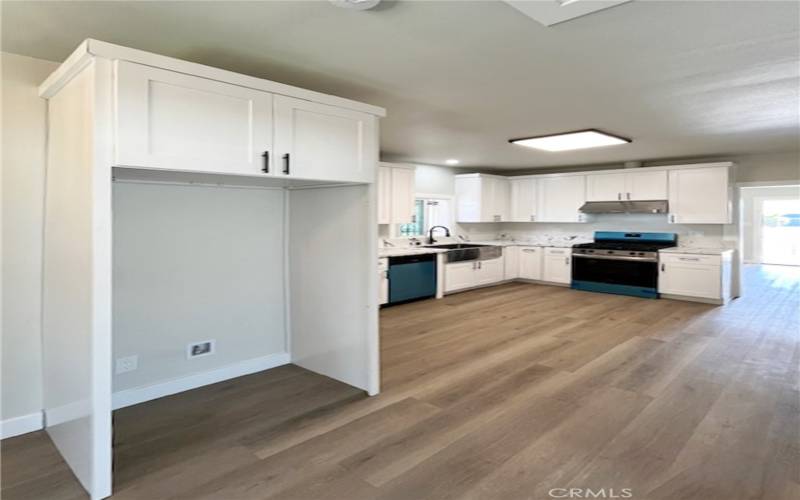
[506,161,736,180]
[111,352,290,410]
[1,412,44,439]
[39,39,386,117]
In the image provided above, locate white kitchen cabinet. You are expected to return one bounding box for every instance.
[586,170,667,201]
[542,247,572,284]
[659,252,732,303]
[668,166,731,224]
[586,172,627,202]
[274,95,377,183]
[475,257,504,286]
[455,174,510,223]
[377,163,416,225]
[378,258,389,305]
[509,177,538,222]
[537,175,587,223]
[445,257,505,292]
[445,261,478,292]
[390,166,416,224]
[115,61,273,175]
[377,167,392,224]
[627,170,668,200]
[518,246,543,280]
[504,246,520,280]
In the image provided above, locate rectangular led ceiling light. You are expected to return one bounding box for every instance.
[504,0,633,27]
[509,129,631,152]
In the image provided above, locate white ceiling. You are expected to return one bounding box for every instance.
[2,0,798,169]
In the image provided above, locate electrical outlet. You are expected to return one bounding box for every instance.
[187,340,215,359]
[115,355,138,375]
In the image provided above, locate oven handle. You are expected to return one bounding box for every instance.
[572,253,657,263]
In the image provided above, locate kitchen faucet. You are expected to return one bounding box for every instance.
[428,225,451,244]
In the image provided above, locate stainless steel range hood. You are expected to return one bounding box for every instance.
[579,200,669,214]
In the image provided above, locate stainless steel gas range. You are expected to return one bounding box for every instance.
[571,231,677,299]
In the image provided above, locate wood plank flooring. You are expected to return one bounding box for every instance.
[3,264,798,500]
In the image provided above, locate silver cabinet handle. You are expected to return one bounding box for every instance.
[530,214,535,221]
[565,257,569,264]
[669,214,676,223]
[661,263,665,272]
[478,261,482,269]
[627,192,631,200]
[618,193,621,200]
[522,248,537,253]
[678,257,700,261]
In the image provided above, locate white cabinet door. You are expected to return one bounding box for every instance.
[626,170,667,201]
[543,247,572,284]
[504,246,520,280]
[659,257,721,299]
[518,247,543,280]
[480,177,509,222]
[445,262,477,292]
[475,257,504,286]
[510,178,537,222]
[390,167,416,224]
[115,61,273,175]
[538,176,587,222]
[377,166,392,225]
[586,172,626,201]
[455,176,482,223]
[274,95,377,183]
[668,167,731,224]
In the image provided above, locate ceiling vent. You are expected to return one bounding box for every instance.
[504,0,632,27]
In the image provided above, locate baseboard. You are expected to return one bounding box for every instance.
[112,352,290,410]
[1,412,44,439]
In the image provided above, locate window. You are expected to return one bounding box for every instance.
[397,198,452,238]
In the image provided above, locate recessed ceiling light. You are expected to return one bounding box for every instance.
[509,129,631,152]
[445,159,460,165]
[330,0,381,10]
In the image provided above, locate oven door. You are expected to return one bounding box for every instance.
[571,254,659,298]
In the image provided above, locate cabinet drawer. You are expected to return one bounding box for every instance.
[659,253,721,267]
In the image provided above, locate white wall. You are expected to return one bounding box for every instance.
[112,182,287,392]
[734,151,800,183]
[1,52,58,424]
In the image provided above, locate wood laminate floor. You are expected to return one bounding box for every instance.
[3,265,798,500]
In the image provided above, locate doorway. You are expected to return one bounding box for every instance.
[741,184,800,266]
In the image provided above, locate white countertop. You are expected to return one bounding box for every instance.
[659,247,734,256]
[470,240,582,249]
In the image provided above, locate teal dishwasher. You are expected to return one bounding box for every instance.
[387,254,437,305]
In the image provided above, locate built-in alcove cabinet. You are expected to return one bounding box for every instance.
[38,39,385,500]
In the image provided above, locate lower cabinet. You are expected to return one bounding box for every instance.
[445,257,504,292]
[518,246,543,280]
[658,252,732,302]
[504,246,519,280]
[542,247,572,284]
[378,258,389,305]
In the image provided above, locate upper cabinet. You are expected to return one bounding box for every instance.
[586,170,667,201]
[115,61,273,176]
[274,95,377,183]
[114,60,381,184]
[455,174,509,223]
[668,166,731,224]
[377,163,416,225]
[537,175,586,223]
[509,177,538,222]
